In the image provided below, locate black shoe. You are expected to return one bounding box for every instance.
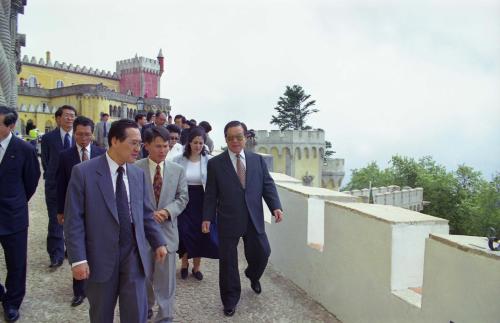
[180,267,188,279]
[49,259,63,268]
[192,269,203,281]
[71,295,85,307]
[223,308,235,317]
[245,269,261,294]
[147,309,153,319]
[3,308,19,322]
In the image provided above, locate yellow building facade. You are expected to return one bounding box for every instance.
[15,53,170,135]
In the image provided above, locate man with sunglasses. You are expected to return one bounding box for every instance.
[202,120,284,317]
[165,124,183,161]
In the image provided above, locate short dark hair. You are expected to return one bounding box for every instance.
[155,110,166,118]
[224,120,246,137]
[73,116,95,133]
[143,126,170,144]
[189,119,197,126]
[101,113,109,118]
[0,106,18,127]
[146,111,155,122]
[134,113,146,123]
[108,119,139,147]
[199,121,212,133]
[166,124,181,135]
[174,114,185,121]
[55,105,76,118]
[183,126,207,158]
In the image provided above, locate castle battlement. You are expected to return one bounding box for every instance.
[116,55,161,76]
[22,55,119,79]
[255,129,325,145]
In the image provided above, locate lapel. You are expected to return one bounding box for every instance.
[0,136,18,177]
[140,159,156,205]
[243,150,253,188]
[127,164,142,224]
[95,155,119,223]
[71,146,80,165]
[222,150,244,190]
[90,145,102,159]
[160,160,171,204]
[52,129,63,151]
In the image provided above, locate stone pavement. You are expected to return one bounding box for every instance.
[0,180,340,322]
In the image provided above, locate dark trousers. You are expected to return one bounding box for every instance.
[85,247,147,323]
[218,221,270,309]
[0,229,28,310]
[73,279,85,297]
[44,182,64,262]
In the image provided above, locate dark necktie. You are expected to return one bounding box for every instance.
[63,133,71,149]
[116,166,133,257]
[236,154,246,189]
[153,164,162,206]
[81,147,88,161]
[103,122,107,138]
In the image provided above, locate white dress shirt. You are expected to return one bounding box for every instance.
[0,132,13,164]
[59,128,73,145]
[166,143,183,161]
[76,143,91,162]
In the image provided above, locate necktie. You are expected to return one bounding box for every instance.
[64,133,71,149]
[81,147,88,161]
[116,166,133,257]
[153,164,162,206]
[103,122,107,138]
[236,154,246,189]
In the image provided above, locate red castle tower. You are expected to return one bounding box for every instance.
[116,49,165,98]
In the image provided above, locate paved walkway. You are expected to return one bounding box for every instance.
[0,179,340,322]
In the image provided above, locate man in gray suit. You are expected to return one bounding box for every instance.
[64,119,168,323]
[136,126,189,322]
[93,113,111,148]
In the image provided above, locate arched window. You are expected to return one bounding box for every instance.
[55,80,64,88]
[28,76,37,87]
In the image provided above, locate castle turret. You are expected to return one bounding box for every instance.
[157,49,164,75]
[116,52,163,98]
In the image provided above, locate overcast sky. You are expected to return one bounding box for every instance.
[19,0,500,182]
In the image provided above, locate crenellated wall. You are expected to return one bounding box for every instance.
[265,173,500,323]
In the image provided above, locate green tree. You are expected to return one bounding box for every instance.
[343,161,392,191]
[270,85,318,131]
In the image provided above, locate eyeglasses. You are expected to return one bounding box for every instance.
[75,133,92,138]
[128,140,144,149]
[226,135,245,142]
[62,113,76,119]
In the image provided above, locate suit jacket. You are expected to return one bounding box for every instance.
[203,150,282,238]
[63,154,167,282]
[56,144,106,214]
[93,121,111,148]
[135,158,189,253]
[173,154,211,189]
[41,128,75,183]
[0,135,40,235]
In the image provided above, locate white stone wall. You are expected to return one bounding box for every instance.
[266,174,500,323]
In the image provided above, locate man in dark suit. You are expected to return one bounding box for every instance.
[0,106,40,322]
[56,116,106,307]
[202,120,284,317]
[64,119,168,323]
[41,105,76,268]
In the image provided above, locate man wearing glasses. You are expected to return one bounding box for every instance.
[41,105,76,269]
[56,116,106,307]
[64,119,167,322]
[202,120,284,317]
[165,124,183,161]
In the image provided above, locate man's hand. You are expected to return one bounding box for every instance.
[72,263,90,280]
[273,209,284,223]
[201,221,211,234]
[153,209,170,223]
[57,213,64,225]
[155,246,168,264]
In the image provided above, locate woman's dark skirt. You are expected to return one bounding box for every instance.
[177,185,219,259]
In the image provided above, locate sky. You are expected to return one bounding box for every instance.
[18,0,500,182]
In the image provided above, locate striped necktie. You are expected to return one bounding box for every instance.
[81,147,88,161]
[236,154,246,189]
[153,164,162,206]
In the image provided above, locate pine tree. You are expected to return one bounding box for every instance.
[270,85,318,130]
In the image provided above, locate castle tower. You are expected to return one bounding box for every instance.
[116,51,164,98]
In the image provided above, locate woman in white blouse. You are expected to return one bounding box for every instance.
[173,127,219,280]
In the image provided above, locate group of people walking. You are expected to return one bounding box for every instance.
[0,104,283,323]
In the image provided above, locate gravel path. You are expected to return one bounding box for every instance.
[0,178,340,322]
